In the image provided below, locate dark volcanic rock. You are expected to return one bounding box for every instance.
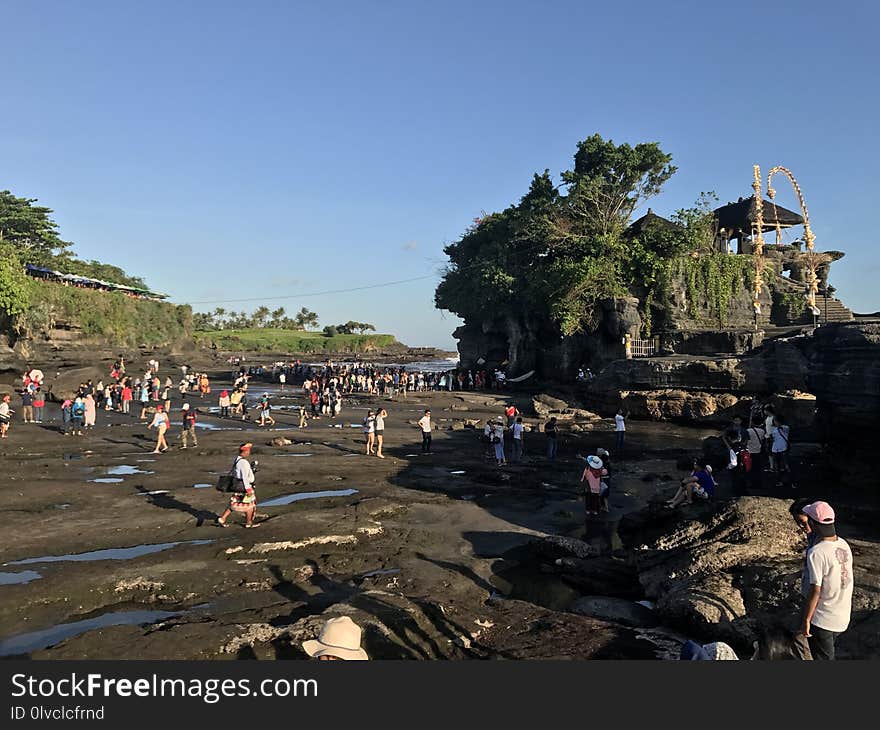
[571,596,659,628]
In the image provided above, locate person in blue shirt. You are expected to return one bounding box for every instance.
[666,459,715,508]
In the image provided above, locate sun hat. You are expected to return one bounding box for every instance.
[597,448,610,457]
[182,403,190,410]
[302,616,369,660]
[587,455,603,470]
[802,501,835,524]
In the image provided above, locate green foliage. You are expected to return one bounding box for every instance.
[561,134,677,237]
[16,279,192,346]
[436,136,679,336]
[333,321,376,334]
[667,253,756,325]
[193,306,319,331]
[0,243,30,319]
[60,259,148,289]
[194,328,398,353]
[778,290,808,320]
[322,325,339,337]
[0,190,72,264]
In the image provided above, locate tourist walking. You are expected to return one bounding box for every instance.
[218,389,230,418]
[61,397,73,434]
[217,442,260,528]
[84,393,97,431]
[33,389,45,423]
[490,419,506,465]
[375,408,387,459]
[510,416,524,463]
[298,403,308,428]
[363,409,376,455]
[770,414,791,483]
[148,404,170,453]
[545,416,558,460]
[180,403,198,449]
[71,396,85,436]
[744,420,765,491]
[581,455,607,516]
[797,501,854,660]
[0,394,12,438]
[20,388,34,424]
[505,403,518,428]
[614,408,627,450]
[418,409,432,453]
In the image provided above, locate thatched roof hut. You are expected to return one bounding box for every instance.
[624,209,683,238]
[713,196,804,233]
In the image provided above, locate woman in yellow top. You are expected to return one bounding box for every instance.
[199,374,211,398]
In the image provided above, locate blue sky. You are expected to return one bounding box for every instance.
[4,1,878,348]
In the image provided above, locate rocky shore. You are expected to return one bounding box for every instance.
[0,347,877,660]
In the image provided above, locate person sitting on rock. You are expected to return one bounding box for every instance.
[666,459,715,508]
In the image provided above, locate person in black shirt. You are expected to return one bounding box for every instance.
[545,417,558,460]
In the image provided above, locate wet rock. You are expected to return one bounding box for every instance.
[532,535,598,561]
[531,394,569,417]
[269,436,292,447]
[571,596,659,628]
[625,497,806,647]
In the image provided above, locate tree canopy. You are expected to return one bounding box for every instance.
[435,134,703,336]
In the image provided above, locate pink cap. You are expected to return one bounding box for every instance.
[802,501,835,524]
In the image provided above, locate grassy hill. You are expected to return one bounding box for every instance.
[194,328,401,353]
[15,278,192,347]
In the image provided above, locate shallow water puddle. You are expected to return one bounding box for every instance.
[107,465,154,476]
[5,539,214,567]
[0,570,42,586]
[134,490,170,496]
[450,470,466,475]
[193,483,213,489]
[261,488,359,507]
[54,504,71,510]
[275,453,313,457]
[196,422,243,431]
[89,478,124,484]
[0,609,182,657]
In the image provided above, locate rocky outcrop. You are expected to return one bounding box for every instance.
[616,497,880,656]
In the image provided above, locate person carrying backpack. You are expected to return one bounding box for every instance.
[770,414,791,483]
[216,443,260,528]
[71,396,86,436]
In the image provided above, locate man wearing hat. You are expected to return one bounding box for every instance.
[217,443,259,528]
[798,501,854,660]
[302,616,369,660]
[180,402,198,449]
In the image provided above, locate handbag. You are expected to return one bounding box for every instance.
[216,457,246,493]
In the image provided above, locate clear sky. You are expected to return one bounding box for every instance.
[4,0,878,349]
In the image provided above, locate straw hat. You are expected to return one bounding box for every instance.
[302,616,369,660]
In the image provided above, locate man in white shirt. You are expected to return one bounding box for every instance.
[511,417,524,463]
[799,501,854,660]
[614,409,627,450]
[417,409,432,453]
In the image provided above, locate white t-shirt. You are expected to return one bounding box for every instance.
[374,414,385,430]
[745,426,765,454]
[803,537,854,633]
[512,423,524,440]
[418,415,431,433]
[771,425,790,453]
[615,414,626,432]
[234,456,255,489]
[363,416,375,434]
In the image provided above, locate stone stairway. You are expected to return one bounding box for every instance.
[815,297,854,322]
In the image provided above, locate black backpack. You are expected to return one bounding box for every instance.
[216,456,246,493]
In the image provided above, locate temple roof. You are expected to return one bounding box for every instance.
[624,208,683,237]
[713,195,804,233]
